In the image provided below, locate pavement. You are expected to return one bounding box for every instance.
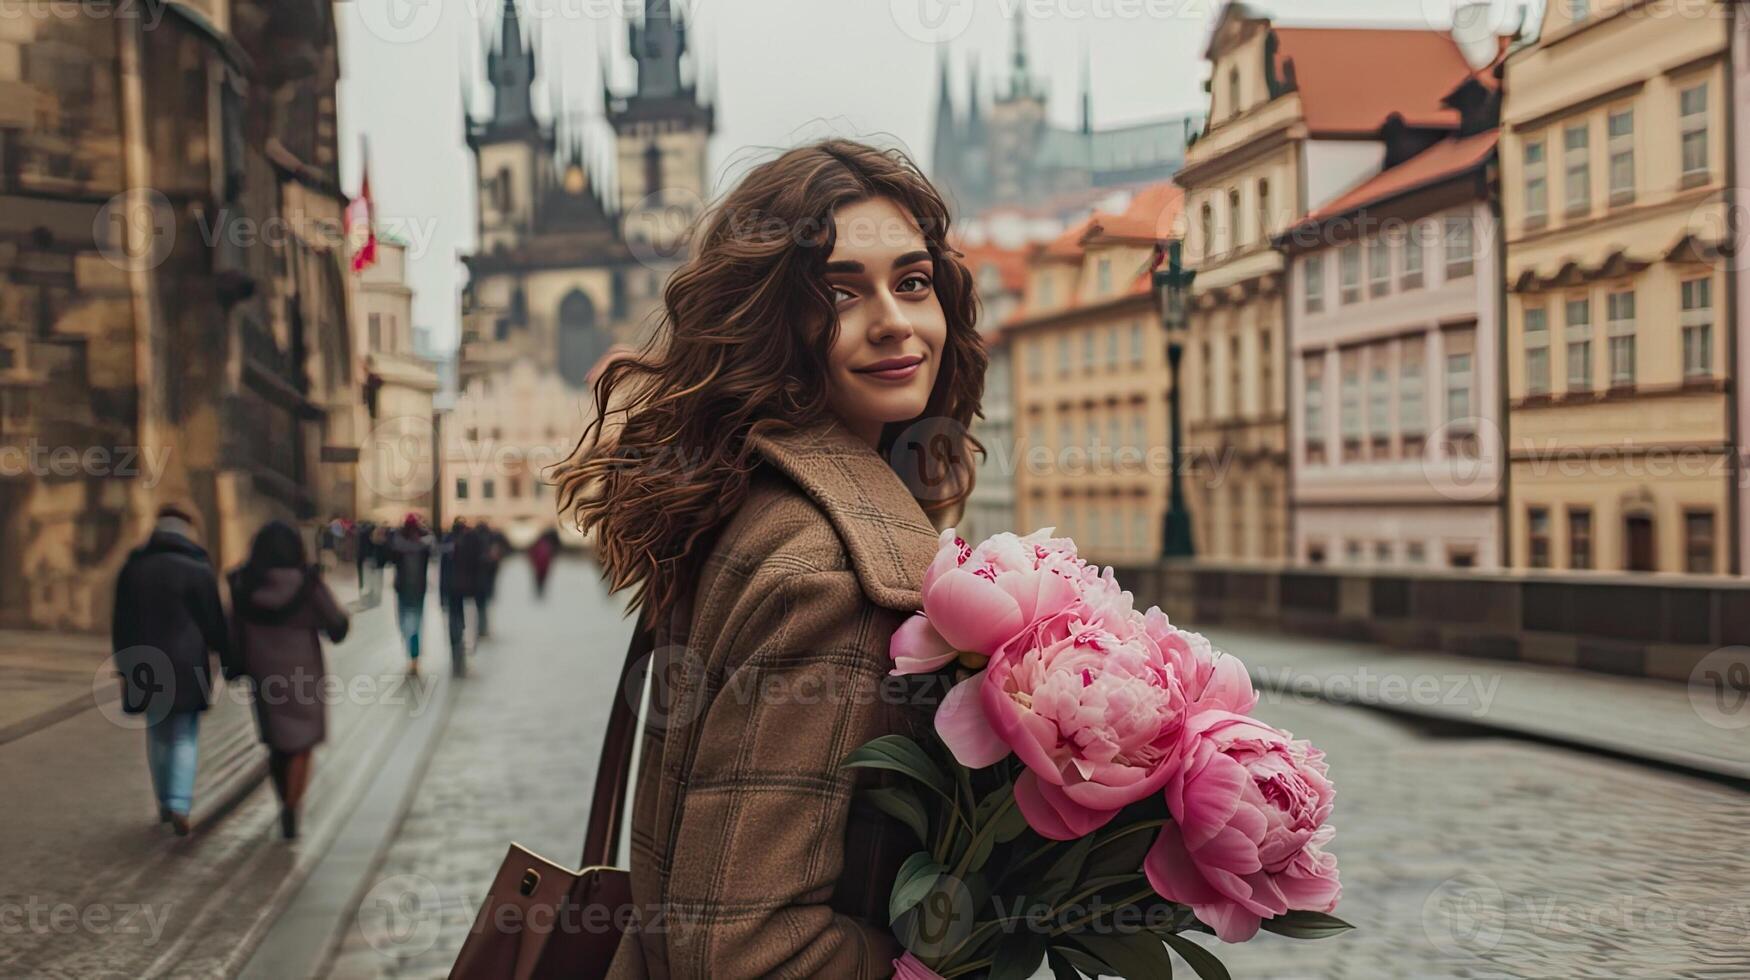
[1198,626,1750,784]
[0,572,441,979]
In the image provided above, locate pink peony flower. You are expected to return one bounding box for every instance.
[892,952,945,980]
[938,610,1191,838]
[1144,711,1340,942]
[1143,608,1257,716]
[891,528,1134,676]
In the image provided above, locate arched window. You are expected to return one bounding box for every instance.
[1228,67,1242,117]
[1258,178,1271,240]
[1200,202,1214,257]
[557,290,606,388]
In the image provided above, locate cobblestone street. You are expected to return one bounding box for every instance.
[312,557,1750,980]
[321,556,631,979]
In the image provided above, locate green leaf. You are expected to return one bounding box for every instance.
[1071,874,1148,902]
[1159,933,1232,980]
[1073,932,1175,979]
[844,735,954,803]
[1035,835,1095,908]
[990,929,1047,980]
[1052,944,1112,978]
[864,786,930,845]
[1259,910,1356,940]
[992,795,1031,843]
[973,779,1014,826]
[1045,947,1085,980]
[888,852,945,924]
[1084,828,1156,880]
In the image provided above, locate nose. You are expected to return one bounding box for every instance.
[867,287,915,344]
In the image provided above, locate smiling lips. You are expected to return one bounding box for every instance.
[854,354,925,382]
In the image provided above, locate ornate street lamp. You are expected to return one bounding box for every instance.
[1153,240,1195,559]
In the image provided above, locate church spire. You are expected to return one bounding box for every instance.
[931,48,958,185]
[1079,40,1092,134]
[1007,7,1039,101]
[628,0,686,100]
[488,0,537,126]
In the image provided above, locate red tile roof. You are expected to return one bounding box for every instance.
[1040,217,1096,262]
[1082,181,1185,246]
[954,240,1032,294]
[1273,28,1475,135]
[1291,129,1498,232]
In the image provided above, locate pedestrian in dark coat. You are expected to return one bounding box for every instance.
[226,520,350,839]
[438,518,476,671]
[389,514,434,672]
[111,504,229,834]
[470,520,508,638]
[528,527,559,599]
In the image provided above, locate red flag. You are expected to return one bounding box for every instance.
[347,161,377,274]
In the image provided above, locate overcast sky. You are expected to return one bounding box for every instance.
[335,0,1527,350]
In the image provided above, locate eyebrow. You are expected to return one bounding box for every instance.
[823,250,935,275]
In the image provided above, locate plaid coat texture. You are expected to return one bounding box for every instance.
[604,416,946,980]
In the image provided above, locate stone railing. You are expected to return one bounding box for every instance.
[1111,561,1750,683]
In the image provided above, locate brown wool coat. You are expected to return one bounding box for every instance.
[604,417,944,980]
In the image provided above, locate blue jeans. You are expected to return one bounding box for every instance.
[146,710,201,815]
[398,596,424,660]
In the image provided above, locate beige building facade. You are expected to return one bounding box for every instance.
[1180,10,1479,562]
[1501,0,1738,574]
[349,240,439,524]
[1009,183,1181,566]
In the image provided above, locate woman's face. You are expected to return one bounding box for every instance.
[820,196,948,447]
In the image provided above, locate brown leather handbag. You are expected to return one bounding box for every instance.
[448,615,654,980]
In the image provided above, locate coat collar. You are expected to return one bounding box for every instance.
[745,416,942,614]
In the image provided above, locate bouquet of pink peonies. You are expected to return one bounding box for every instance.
[845,528,1350,980]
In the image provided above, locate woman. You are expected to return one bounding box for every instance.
[226,520,350,839]
[557,139,985,978]
[388,513,433,673]
[527,527,559,598]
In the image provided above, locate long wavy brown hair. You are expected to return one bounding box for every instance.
[554,139,987,623]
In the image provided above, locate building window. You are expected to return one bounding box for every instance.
[1524,139,1548,223]
[1201,341,1214,419]
[1568,507,1592,570]
[1399,338,1425,455]
[1027,340,1044,381]
[1304,355,1326,464]
[1228,65,1241,117]
[1228,334,1243,417]
[1227,189,1242,251]
[1307,541,1327,565]
[1258,327,1273,416]
[1200,203,1214,258]
[482,479,496,500]
[1368,358,1391,458]
[1524,306,1550,395]
[1083,331,1096,372]
[1257,179,1271,240]
[1128,322,1143,364]
[1445,350,1472,427]
[1346,539,1363,565]
[1528,507,1551,569]
[1058,335,1071,377]
[1570,0,1590,20]
[1607,107,1634,205]
[1305,255,1326,313]
[1406,541,1426,564]
[1443,217,1473,279]
[1680,83,1709,182]
[1681,277,1713,379]
[1340,244,1362,304]
[1606,289,1636,387]
[455,478,469,501]
[509,476,524,498]
[1106,326,1119,368]
[1097,256,1112,294]
[1374,541,1392,565]
[368,313,382,350]
[1563,122,1590,215]
[1368,237,1391,298]
[1402,222,1424,289]
[1685,509,1716,574]
[1565,296,1593,392]
[1340,351,1362,461]
[1448,546,1478,569]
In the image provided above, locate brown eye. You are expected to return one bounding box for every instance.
[830,284,857,304]
[897,273,932,294]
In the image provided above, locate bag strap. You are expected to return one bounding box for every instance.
[582,608,656,868]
